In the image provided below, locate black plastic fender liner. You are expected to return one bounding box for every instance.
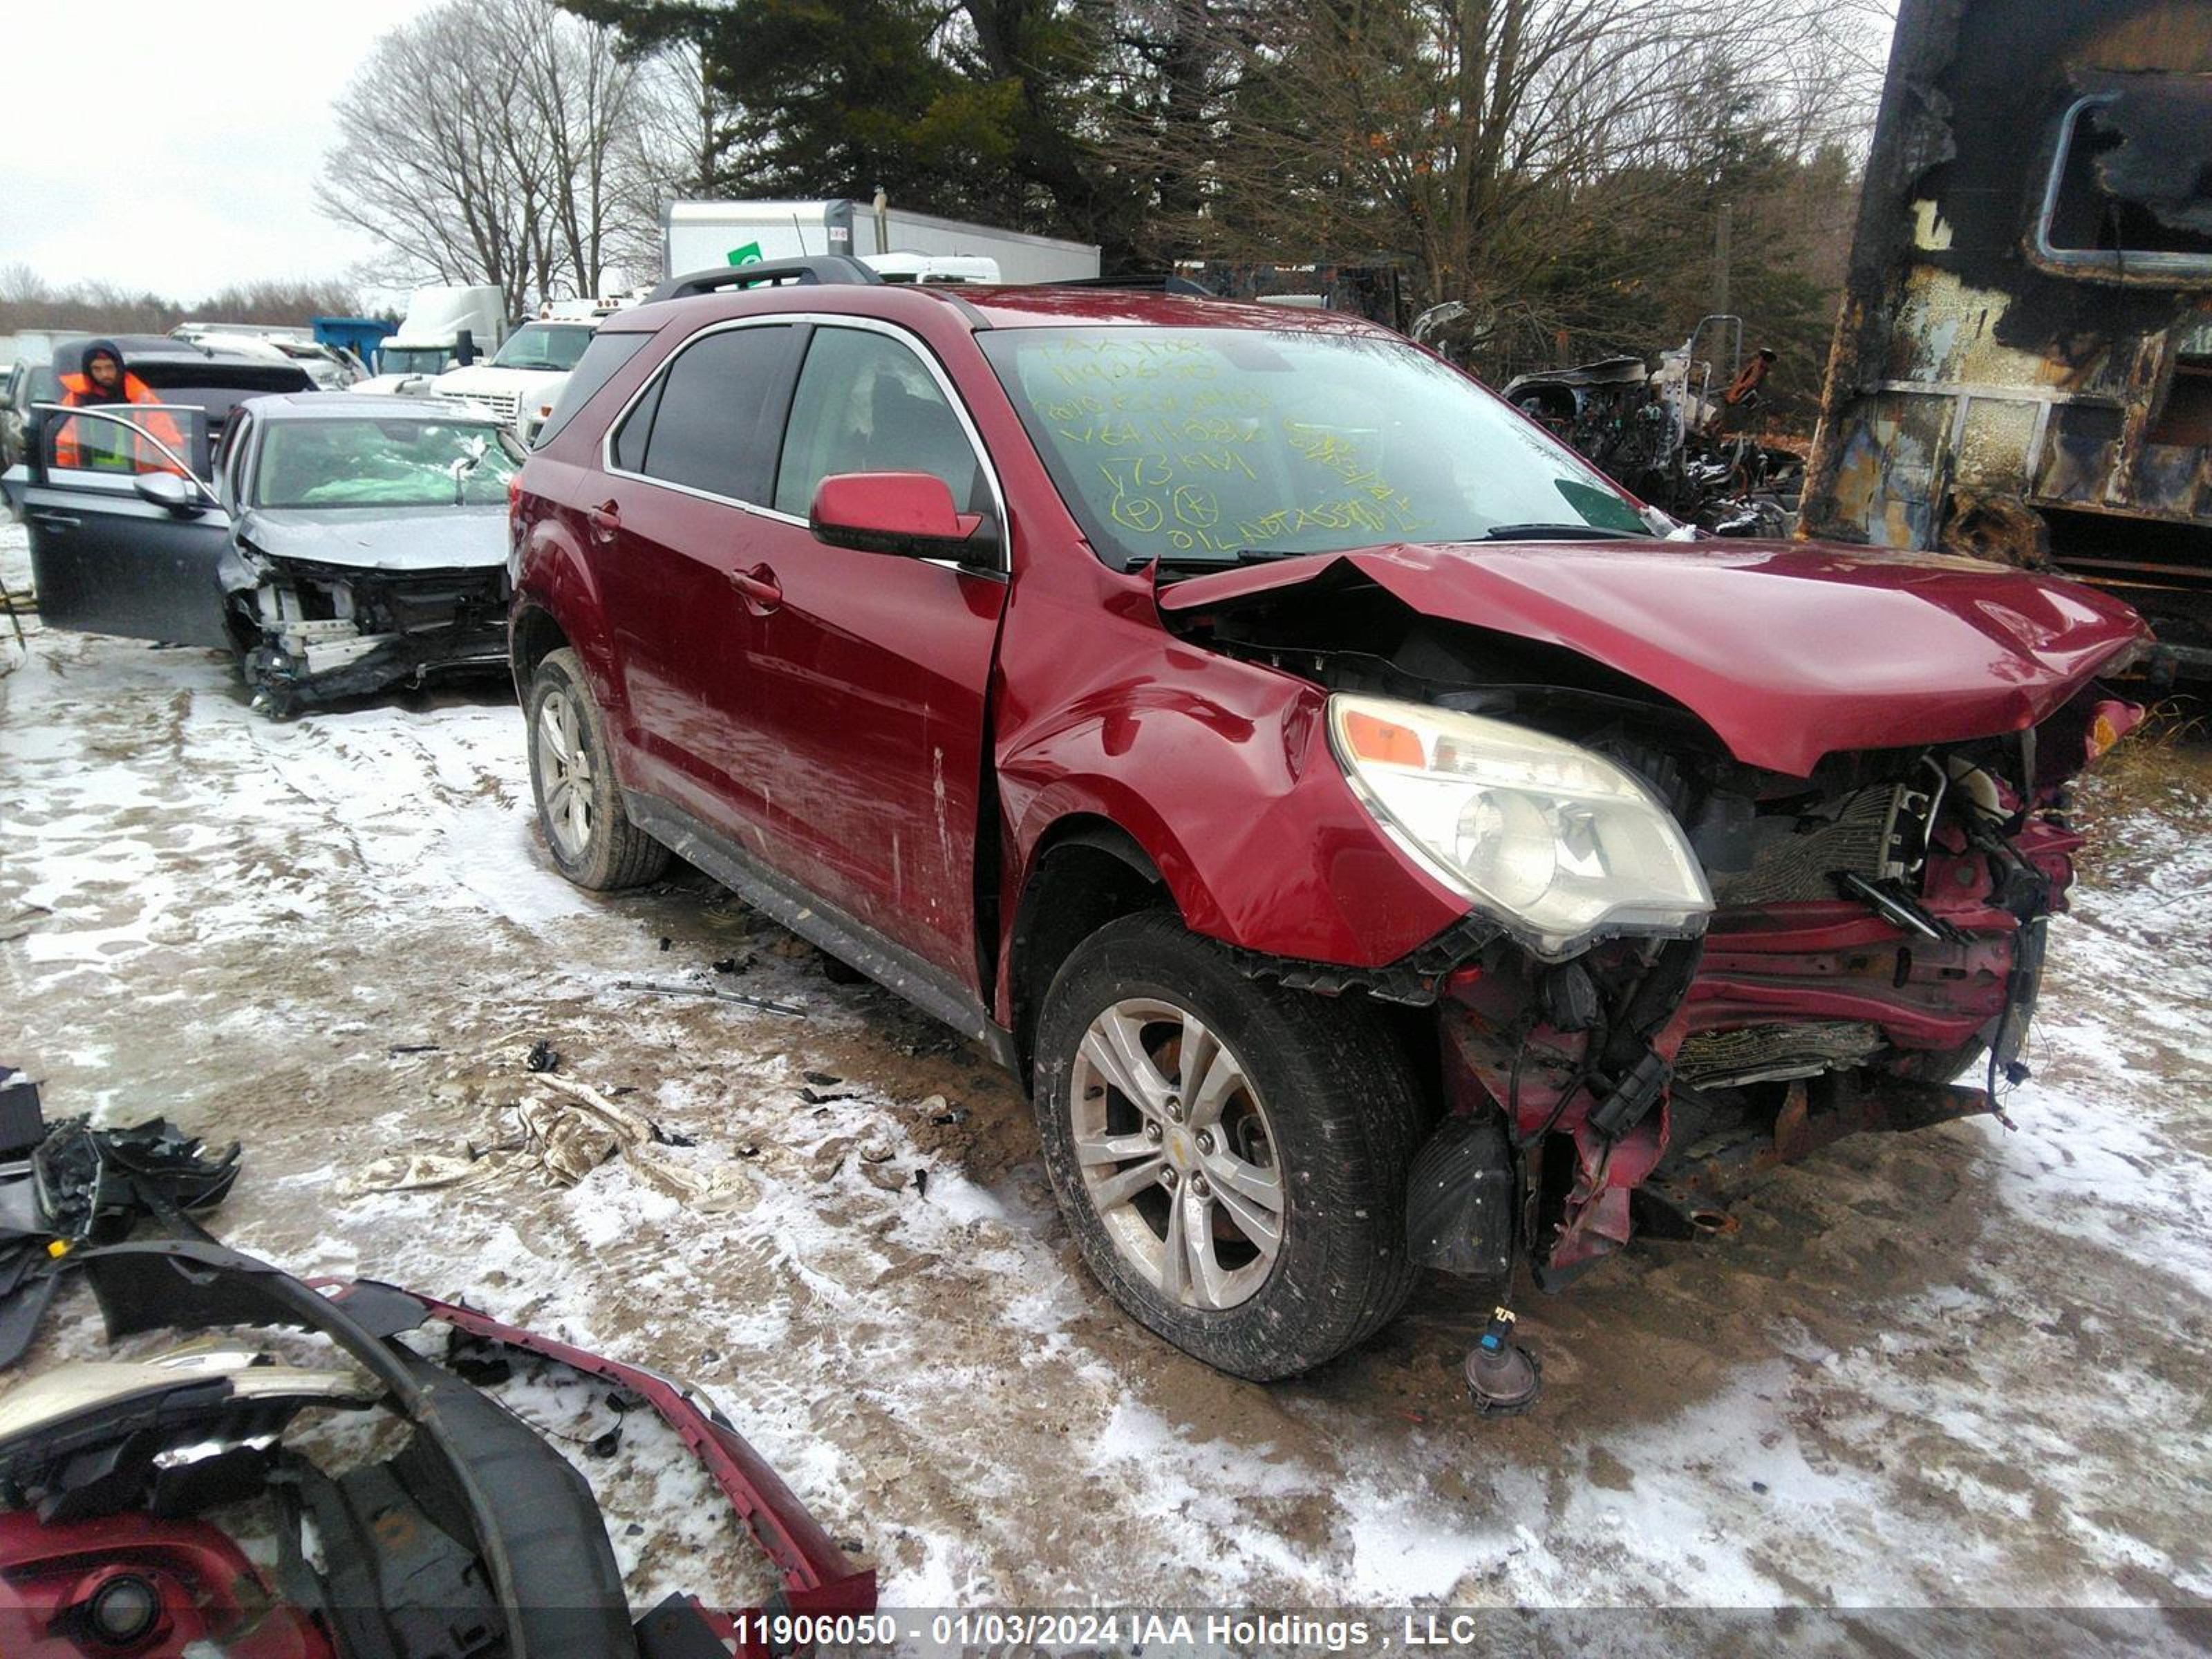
[1405,1112,1515,1280]
[66,1240,638,1659]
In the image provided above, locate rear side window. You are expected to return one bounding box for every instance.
[626,325,796,502]
[771,327,982,516]
[535,331,648,448]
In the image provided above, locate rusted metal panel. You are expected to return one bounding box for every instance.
[1801,0,2212,659]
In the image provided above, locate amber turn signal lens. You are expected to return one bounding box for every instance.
[1342,710,1424,767]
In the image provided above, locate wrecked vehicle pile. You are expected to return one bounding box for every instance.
[1502,319,1803,536]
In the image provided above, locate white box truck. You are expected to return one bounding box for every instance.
[354,286,510,394]
[663,200,1100,286]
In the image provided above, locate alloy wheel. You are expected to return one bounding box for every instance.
[1068,997,1285,1311]
[535,690,593,862]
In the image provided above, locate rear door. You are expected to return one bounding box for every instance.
[593,321,805,833]
[20,404,234,648]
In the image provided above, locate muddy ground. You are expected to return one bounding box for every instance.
[2,521,2209,1645]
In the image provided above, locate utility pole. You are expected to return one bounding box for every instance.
[1714,200,1733,316]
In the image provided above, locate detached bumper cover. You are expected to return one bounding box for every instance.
[0,1241,874,1658]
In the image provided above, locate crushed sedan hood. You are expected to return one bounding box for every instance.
[1156,539,2152,775]
[236,505,507,574]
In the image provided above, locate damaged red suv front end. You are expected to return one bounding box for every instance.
[1158,537,2148,1287]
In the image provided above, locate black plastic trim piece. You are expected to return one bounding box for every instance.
[646,257,884,302]
[622,790,1019,1070]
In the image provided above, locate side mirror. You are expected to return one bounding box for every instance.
[809,472,993,562]
[135,471,207,515]
[454,329,477,367]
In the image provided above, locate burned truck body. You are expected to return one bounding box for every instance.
[1799,0,2212,669]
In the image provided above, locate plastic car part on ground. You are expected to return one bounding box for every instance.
[336,1071,757,1212]
[0,1238,876,1658]
[0,1067,241,1369]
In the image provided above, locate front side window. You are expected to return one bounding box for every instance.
[772,328,982,518]
[625,324,796,501]
[2037,79,2212,274]
[252,419,521,509]
[980,325,1650,568]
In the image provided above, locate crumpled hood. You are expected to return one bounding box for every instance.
[237,505,507,574]
[1156,539,2152,776]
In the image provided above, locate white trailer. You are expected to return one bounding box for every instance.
[663,200,1100,287]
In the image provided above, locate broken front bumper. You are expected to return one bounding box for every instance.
[231,555,510,709]
[1433,869,2054,1286]
[0,1241,875,1657]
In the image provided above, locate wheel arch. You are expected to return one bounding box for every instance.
[1005,813,1179,1079]
[509,601,572,700]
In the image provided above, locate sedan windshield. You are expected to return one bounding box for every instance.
[979,325,1655,568]
[254,418,521,509]
[491,325,594,373]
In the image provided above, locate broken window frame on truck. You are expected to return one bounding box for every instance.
[1798,2,2212,674]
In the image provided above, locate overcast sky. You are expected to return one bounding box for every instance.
[3,0,439,301]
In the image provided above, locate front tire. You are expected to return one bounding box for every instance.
[525,647,668,890]
[1033,912,1423,1380]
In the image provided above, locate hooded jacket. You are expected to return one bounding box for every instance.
[56,340,185,471]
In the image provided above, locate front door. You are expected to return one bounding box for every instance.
[19,404,232,648]
[735,321,1009,985]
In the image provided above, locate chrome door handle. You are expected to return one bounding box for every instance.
[31,510,79,529]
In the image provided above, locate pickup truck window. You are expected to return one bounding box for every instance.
[628,324,794,502]
[493,324,596,373]
[382,347,452,376]
[981,325,1648,567]
[772,327,981,517]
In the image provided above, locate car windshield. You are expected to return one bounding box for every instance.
[253,418,521,509]
[491,325,593,373]
[381,347,451,376]
[979,325,1656,568]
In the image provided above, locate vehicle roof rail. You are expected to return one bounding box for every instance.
[646,256,885,303]
[1044,274,1215,297]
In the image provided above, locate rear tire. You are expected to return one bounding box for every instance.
[526,647,668,890]
[1033,911,1423,1380]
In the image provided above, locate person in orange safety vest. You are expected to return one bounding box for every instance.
[54,341,186,473]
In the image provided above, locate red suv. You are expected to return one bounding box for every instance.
[509,261,2149,1380]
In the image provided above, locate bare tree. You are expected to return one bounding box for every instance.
[1112,0,1886,371]
[603,40,725,285]
[319,0,642,315]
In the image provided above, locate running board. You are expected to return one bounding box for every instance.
[621,789,1018,1072]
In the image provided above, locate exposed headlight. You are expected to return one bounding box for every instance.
[1327,693,1713,960]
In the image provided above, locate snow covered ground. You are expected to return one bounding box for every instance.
[3,518,2209,1644]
